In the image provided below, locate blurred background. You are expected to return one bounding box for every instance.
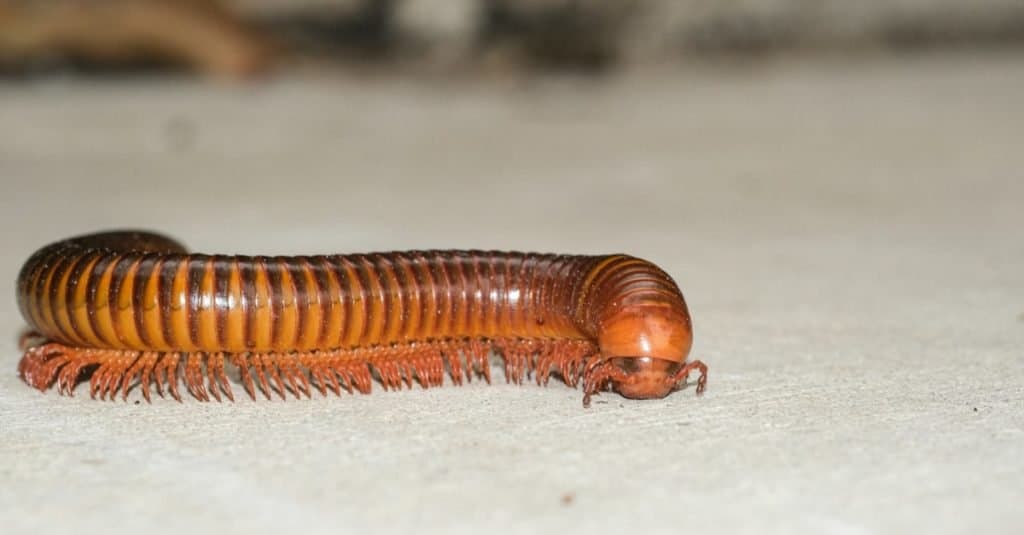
[1,2,1022,535]
[2,0,1024,76]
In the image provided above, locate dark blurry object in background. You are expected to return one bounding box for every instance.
[475,0,631,72]
[260,0,394,61]
[253,0,1024,72]
[0,0,272,77]
[2,0,1024,79]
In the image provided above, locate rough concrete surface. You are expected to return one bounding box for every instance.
[0,52,1022,534]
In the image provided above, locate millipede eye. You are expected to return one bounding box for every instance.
[610,356,642,373]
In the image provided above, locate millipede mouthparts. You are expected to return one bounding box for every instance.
[16,231,707,407]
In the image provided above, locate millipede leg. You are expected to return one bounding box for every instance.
[669,359,708,395]
[324,364,345,395]
[251,354,273,400]
[467,339,491,384]
[121,352,149,401]
[90,351,137,401]
[18,342,68,391]
[163,353,183,402]
[184,353,208,401]
[276,353,309,399]
[534,343,555,386]
[137,352,159,402]
[581,359,629,408]
[207,356,222,402]
[263,354,288,400]
[18,336,605,403]
[231,354,257,400]
[443,343,463,386]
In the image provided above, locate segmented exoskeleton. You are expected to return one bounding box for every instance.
[16,231,707,406]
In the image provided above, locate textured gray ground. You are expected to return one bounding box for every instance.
[1,52,1022,534]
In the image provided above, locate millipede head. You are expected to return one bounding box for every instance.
[582,355,708,407]
[591,305,695,399]
[605,356,683,399]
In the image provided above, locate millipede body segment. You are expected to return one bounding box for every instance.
[16,231,707,406]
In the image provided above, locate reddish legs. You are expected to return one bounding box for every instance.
[669,360,708,395]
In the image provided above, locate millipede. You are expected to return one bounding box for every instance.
[15,230,707,407]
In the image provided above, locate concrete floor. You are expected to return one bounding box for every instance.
[1,52,1022,534]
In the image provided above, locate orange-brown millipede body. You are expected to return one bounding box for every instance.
[16,231,707,406]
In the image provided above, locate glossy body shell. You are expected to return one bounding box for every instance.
[16,231,707,404]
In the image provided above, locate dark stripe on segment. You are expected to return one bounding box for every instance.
[214,256,232,349]
[251,257,270,348]
[334,255,356,348]
[307,257,327,348]
[449,253,465,336]
[132,253,160,348]
[431,251,450,340]
[498,252,513,334]
[278,257,300,350]
[533,254,554,333]
[387,252,413,342]
[489,252,501,336]
[611,271,681,301]
[597,258,655,290]
[146,256,168,350]
[225,256,244,351]
[549,255,571,331]
[524,253,544,335]
[468,251,483,337]
[40,250,74,342]
[56,249,92,345]
[52,250,89,346]
[361,255,388,345]
[486,251,500,335]
[266,257,284,349]
[238,258,257,349]
[599,259,680,307]
[381,253,400,342]
[507,252,526,335]
[549,255,575,331]
[496,253,510,334]
[484,252,498,336]
[18,248,52,331]
[454,252,470,338]
[157,256,179,348]
[290,257,311,349]
[567,256,594,327]
[107,254,140,347]
[302,257,330,349]
[592,257,640,298]
[520,253,537,335]
[84,252,117,347]
[186,255,207,349]
[173,255,194,349]
[345,255,371,346]
[316,256,342,349]
[64,250,104,347]
[410,251,436,340]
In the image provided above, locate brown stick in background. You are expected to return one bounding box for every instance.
[0,0,273,78]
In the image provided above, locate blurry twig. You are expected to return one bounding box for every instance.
[0,0,273,78]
